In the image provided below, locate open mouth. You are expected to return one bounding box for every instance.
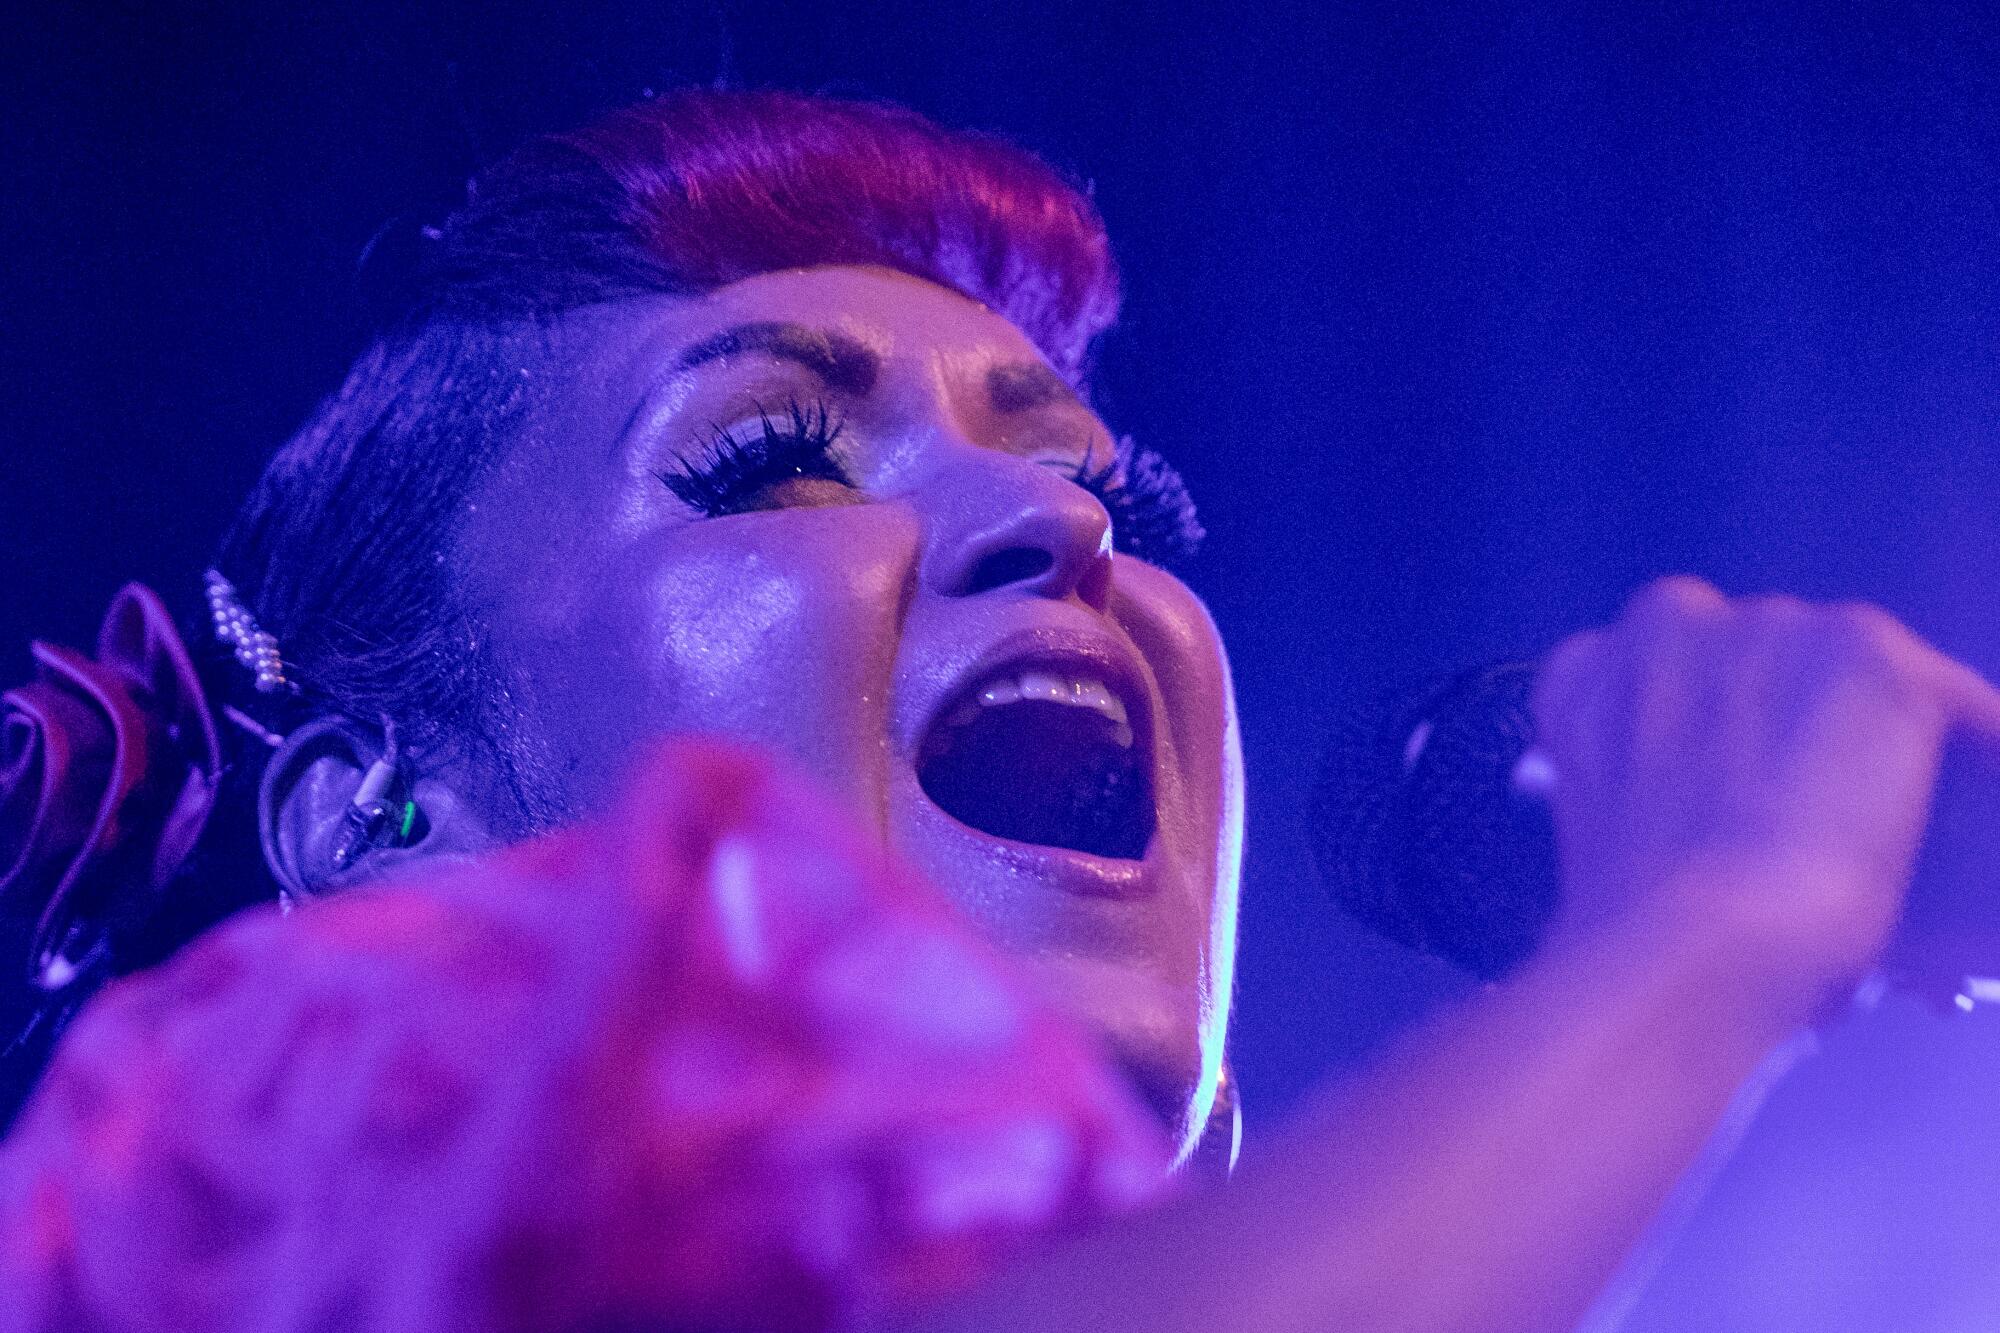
[916,661,1155,861]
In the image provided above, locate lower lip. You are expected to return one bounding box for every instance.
[889,762,1161,901]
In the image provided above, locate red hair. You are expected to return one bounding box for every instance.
[433,88,1121,383]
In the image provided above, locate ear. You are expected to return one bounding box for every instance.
[258,716,494,900]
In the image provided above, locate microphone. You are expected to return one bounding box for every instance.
[1311,663,1555,981]
[1312,661,2000,999]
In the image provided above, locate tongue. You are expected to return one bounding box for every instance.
[918,701,1153,860]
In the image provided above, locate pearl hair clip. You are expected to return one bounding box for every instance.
[201,572,425,891]
[203,569,293,696]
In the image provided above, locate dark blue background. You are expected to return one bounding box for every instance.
[6,4,2000,1327]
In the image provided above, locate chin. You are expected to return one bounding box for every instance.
[873,579,1240,1165]
[1037,955,1210,1135]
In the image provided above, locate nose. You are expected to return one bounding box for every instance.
[919,448,1115,611]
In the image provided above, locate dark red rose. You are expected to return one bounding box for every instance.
[0,585,221,987]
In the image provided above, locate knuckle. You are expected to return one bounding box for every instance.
[1532,629,1609,719]
[1741,592,1812,626]
[1624,574,1725,627]
[1735,595,1818,663]
[1819,600,1908,663]
[1811,602,1943,715]
[1827,598,1901,635]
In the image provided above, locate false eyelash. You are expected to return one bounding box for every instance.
[1076,435,1206,571]
[657,399,853,517]
[658,401,1205,571]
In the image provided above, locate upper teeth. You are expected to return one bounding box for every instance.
[953,670,1134,746]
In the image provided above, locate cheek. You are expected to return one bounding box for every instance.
[613,505,920,820]
[1112,559,1241,894]
[1110,558,1244,1053]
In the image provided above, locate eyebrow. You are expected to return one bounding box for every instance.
[674,322,879,396]
[672,321,1084,419]
[985,362,1078,414]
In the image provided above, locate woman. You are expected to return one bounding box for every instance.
[2,88,1996,1332]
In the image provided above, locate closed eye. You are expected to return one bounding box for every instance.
[656,398,858,516]
[1069,436,1205,570]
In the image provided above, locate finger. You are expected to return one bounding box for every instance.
[1738,592,1813,628]
[1622,574,1728,628]
[1530,628,1613,733]
[1836,601,2000,745]
[1530,627,1616,782]
[1621,579,1733,762]
[1934,655,2000,745]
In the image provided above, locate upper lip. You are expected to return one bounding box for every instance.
[902,623,1158,783]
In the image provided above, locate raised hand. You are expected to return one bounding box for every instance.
[1531,575,2000,1021]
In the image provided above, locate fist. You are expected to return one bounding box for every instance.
[1531,576,2000,1017]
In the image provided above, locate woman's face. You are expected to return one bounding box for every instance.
[457,266,1242,1152]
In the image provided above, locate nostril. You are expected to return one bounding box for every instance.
[965,546,1055,595]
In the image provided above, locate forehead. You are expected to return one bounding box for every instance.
[656,264,1056,372]
[517,265,1098,487]
[548,264,1089,447]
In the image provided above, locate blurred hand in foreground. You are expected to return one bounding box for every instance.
[1532,575,2000,1021]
